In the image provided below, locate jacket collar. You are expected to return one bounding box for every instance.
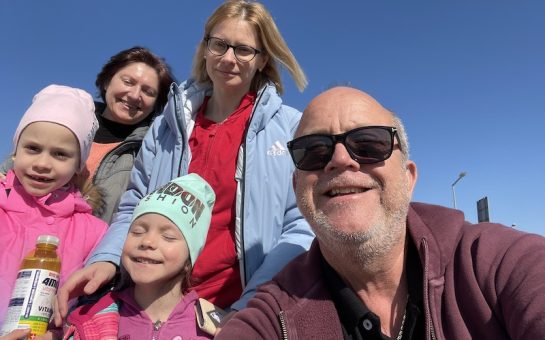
[407,202,465,280]
[0,170,92,216]
[164,79,283,142]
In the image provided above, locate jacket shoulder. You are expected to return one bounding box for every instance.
[270,242,327,300]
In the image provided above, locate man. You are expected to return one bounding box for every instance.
[216,87,545,339]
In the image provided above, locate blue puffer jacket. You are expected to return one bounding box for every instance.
[87,79,315,310]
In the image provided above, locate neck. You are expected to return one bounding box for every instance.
[133,281,183,323]
[322,235,408,337]
[205,87,248,123]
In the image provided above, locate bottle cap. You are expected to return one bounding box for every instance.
[37,235,60,246]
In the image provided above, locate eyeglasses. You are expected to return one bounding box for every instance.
[205,36,262,62]
[287,126,402,171]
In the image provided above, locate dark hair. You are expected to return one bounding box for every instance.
[95,46,176,115]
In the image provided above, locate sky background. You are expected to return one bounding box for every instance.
[1,1,543,235]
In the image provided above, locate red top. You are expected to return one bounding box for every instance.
[188,93,256,308]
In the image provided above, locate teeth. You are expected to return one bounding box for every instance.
[135,257,161,264]
[122,100,140,110]
[329,187,365,196]
[30,175,52,182]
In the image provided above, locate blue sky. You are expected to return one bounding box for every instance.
[1,1,543,235]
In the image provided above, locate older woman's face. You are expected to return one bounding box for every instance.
[103,62,160,125]
[205,18,267,95]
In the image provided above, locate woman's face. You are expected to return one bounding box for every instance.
[205,18,267,95]
[103,62,160,125]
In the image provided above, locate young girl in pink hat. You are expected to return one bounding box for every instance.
[0,84,108,339]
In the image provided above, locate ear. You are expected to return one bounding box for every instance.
[257,54,269,73]
[404,160,418,197]
[292,170,298,192]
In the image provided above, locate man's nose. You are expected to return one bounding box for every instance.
[324,143,360,172]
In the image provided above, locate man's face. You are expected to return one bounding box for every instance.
[292,87,417,261]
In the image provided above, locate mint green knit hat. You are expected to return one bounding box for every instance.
[131,173,215,265]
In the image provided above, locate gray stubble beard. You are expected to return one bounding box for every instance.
[300,176,411,268]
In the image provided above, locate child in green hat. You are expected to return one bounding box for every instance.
[63,174,216,339]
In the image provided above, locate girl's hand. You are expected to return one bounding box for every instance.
[0,328,31,340]
[54,261,117,326]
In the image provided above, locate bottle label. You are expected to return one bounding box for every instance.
[1,269,59,337]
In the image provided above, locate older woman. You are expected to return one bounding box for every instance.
[84,46,175,223]
[0,47,175,224]
[57,0,314,322]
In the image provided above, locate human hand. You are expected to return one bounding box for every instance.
[214,310,237,336]
[0,328,30,340]
[0,173,5,181]
[34,330,61,340]
[54,261,117,326]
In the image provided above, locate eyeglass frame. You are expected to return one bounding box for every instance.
[204,36,263,62]
[286,126,403,171]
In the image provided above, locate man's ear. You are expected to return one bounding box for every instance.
[405,160,418,197]
[292,170,298,192]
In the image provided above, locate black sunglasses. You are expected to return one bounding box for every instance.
[287,126,402,171]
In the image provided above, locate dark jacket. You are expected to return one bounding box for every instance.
[90,102,151,224]
[217,202,545,340]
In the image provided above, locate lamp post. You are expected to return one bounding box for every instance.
[451,172,467,209]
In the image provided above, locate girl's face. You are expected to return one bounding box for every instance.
[122,213,190,290]
[13,122,79,197]
[205,18,267,95]
[103,62,160,125]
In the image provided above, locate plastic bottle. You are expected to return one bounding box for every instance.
[1,235,61,338]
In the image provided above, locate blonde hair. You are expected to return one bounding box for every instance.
[74,171,105,216]
[192,0,307,94]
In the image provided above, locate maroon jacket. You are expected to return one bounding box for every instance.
[217,203,545,339]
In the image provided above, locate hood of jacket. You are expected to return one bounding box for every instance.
[163,79,284,145]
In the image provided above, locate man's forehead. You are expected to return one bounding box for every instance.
[297,88,392,135]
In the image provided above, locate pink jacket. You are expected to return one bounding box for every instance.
[0,171,108,322]
[64,288,212,340]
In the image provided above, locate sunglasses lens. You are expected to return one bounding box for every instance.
[346,128,393,163]
[289,135,333,171]
[288,127,396,171]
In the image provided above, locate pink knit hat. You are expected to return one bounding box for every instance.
[13,84,99,170]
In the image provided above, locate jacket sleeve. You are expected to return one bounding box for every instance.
[216,288,283,339]
[493,231,545,339]
[85,119,160,265]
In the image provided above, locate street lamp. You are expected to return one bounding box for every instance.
[451,172,467,209]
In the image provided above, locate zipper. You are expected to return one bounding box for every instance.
[173,85,186,178]
[278,310,288,340]
[421,239,437,340]
[152,320,162,340]
[238,87,267,287]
